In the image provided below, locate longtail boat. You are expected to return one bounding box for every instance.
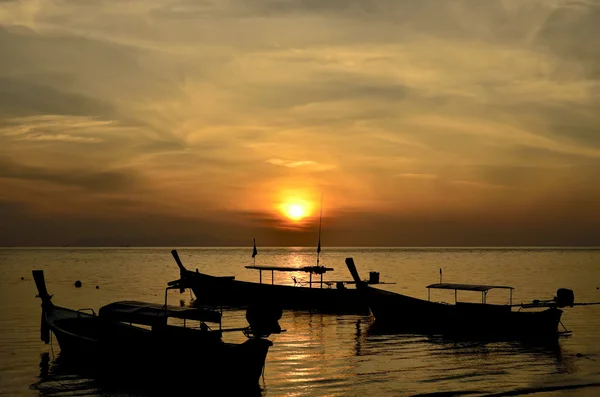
[32,270,281,389]
[169,250,392,314]
[345,257,598,338]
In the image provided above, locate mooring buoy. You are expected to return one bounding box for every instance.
[74,280,82,288]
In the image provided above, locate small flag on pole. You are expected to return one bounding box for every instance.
[252,238,258,258]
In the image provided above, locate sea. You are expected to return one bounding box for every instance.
[1,247,599,397]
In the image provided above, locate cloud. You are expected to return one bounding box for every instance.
[448,180,507,191]
[394,173,437,179]
[534,1,600,77]
[1,0,599,245]
[17,134,103,143]
[0,115,116,143]
[0,76,114,119]
[0,157,138,192]
[267,158,335,170]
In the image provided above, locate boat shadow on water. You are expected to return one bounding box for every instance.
[32,351,267,397]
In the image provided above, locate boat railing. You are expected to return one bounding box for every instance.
[163,284,285,339]
[76,308,97,317]
[163,285,223,332]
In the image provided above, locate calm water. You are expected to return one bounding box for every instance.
[1,247,600,396]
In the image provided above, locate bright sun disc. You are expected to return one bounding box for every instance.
[285,203,306,221]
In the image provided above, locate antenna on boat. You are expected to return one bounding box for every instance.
[313,193,324,289]
[316,192,323,268]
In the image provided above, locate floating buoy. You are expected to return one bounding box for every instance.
[20,277,24,281]
[74,280,82,288]
[95,285,99,289]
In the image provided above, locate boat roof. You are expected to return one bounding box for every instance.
[426,283,514,292]
[245,265,334,274]
[99,301,222,326]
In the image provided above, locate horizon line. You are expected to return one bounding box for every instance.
[2,245,600,250]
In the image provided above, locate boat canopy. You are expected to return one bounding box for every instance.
[245,265,333,274]
[426,283,514,292]
[99,301,222,326]
[427,283,514,304]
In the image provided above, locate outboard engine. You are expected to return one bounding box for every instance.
[555,288,575,308]
[368,272,380,284]
[245,305,283,338]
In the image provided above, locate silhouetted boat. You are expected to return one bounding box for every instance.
[345,257,581,338]
[169,250,392,314]
[32,270,280,388]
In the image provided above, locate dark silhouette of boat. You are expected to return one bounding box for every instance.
[169,250,391,314]
[32,270,280,388]
[345,257,582,338]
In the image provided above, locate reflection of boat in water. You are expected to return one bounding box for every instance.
[32,270,280,389]
[169,250,391,314]
[33,351,265,396]
[346,257,588,339]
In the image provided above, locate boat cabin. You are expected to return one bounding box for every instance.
[426,283,514,305]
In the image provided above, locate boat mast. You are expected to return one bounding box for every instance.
[316,193,323,289]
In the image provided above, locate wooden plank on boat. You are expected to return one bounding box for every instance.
[426,283,514,292]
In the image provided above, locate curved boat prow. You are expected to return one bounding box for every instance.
[345,258,363,285]
[171,249,188,273]
[32,270,53,307]
[32,270,53,344]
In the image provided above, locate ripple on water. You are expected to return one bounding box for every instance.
[2,248,600,397]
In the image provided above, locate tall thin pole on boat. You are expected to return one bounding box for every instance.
[252,238,257,267]
[317,193,323,267]
[316,193,323,288]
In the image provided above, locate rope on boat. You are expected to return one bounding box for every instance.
[49,331,55,360]
[43,332,73,393]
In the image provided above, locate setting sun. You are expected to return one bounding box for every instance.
[284,203,308,221]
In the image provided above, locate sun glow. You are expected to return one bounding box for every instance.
[286,204,306,220]
[280,200,312,221]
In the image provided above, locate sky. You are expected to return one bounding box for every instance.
[1,0,599,247]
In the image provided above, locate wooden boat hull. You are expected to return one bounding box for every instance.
[179,270,370,314]
[358,285,563,338]
[41,304,272,388]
